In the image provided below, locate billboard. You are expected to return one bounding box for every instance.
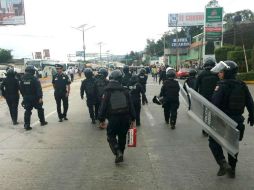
[205,7,223,41]
[34,52,42,59]
[0,0,25,25]
[170,37,190,48]
[168,12,204,27]
[43,49,50,59]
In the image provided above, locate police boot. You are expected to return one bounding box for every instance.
[115,149,123,164]
[13,121,19,125]
[202,130,208,137]
[24,124,32,131]
[227,167,236,178]
[170,121,176,130]
[41,121,48,126]
[217,160,229,176]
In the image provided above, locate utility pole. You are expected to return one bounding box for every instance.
[98,42,103,66]
[72,24,95,62]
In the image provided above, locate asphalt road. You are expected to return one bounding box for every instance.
[0,77,254,190]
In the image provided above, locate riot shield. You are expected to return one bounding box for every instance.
[180,83,239,157]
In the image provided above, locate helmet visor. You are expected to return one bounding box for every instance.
[211,61,230,73]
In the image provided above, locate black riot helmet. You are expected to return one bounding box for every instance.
[109,69,123,82]
[130,74,139,85]
[139,68,146,75]
[166,69,176,79]
[98,68,108,78]
[123,65,129,74]
[203,57,216,70]
[25,65,36,75]
[84,68,93,79]
[189,69,197,77]
[211,60,238,79]
[6,68,15,77]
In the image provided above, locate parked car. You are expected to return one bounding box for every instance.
[176,68,190,79]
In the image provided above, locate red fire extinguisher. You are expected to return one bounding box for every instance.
[127,127,137,147]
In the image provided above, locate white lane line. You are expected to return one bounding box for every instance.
[143,106,155,127]
[31,110,56,127]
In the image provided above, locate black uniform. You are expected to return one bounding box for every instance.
[210,79,254,174]
[95,75,109,105]
[20,73,46,129]
[184,76,197,90]
[129,81,146,126]
[138,74,148,92]
[80,77,99,122]
[159,70,166,85]
[195,70,219,101]
[99,80,136,159]
[160,79,180,126]
[52,73,71,120]
[0,74,20,124]
[121,73,132,88]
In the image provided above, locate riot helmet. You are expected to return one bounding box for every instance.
[203,57,216,70]
[109,69,123,82]
[166,69,176,79]
[123,65,129,74]
[211,60,238,79]
[6,68,15,77]
[166,67,175,73]
[189,69,197,77]
[84,68,93,78]
[130,74,139,85]
[139,68,146,75]
[98,68,108,78]
[25,65,36,75]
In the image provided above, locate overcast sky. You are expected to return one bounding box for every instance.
[0,0,252,60]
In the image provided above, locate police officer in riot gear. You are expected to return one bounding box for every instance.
[20,66,48,130]
[0,69,20,125]
[121,65,132,88]
[159,69,180,129]
[80,68,98,124]
[129,74,148,126]
[184,69,197,90]
[210,61,254,178]
[138,68,148,92]
[99,69,136,164]
[52,64,71,122]
[95,68,109,106]
[159,66,167,85]
[195,57,219,136]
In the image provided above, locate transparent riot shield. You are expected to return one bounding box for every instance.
[180,83,239,157]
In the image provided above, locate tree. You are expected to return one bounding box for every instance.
[0,48,12,63]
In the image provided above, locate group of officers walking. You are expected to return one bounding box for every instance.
[1,59,254,177]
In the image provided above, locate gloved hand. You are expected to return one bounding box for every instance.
[248,117,254,126]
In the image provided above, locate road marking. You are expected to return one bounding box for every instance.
[143,106,155,127]
[31,110,56,127]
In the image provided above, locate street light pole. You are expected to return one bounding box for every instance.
[72,24,95,62]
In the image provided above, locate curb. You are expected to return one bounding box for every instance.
[244,81,254,84]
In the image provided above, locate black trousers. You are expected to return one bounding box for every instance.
[209,123,245,169]
[107,115,130,155]
[6,96,19,123]
[163,101,179,124]
[133,101,141,125]
[55,94,69,119]
[87,101,99,120]
[24,98,45,127]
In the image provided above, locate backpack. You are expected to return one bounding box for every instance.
[109,90,129,115]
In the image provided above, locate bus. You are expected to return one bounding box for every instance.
[25,59,59,78]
